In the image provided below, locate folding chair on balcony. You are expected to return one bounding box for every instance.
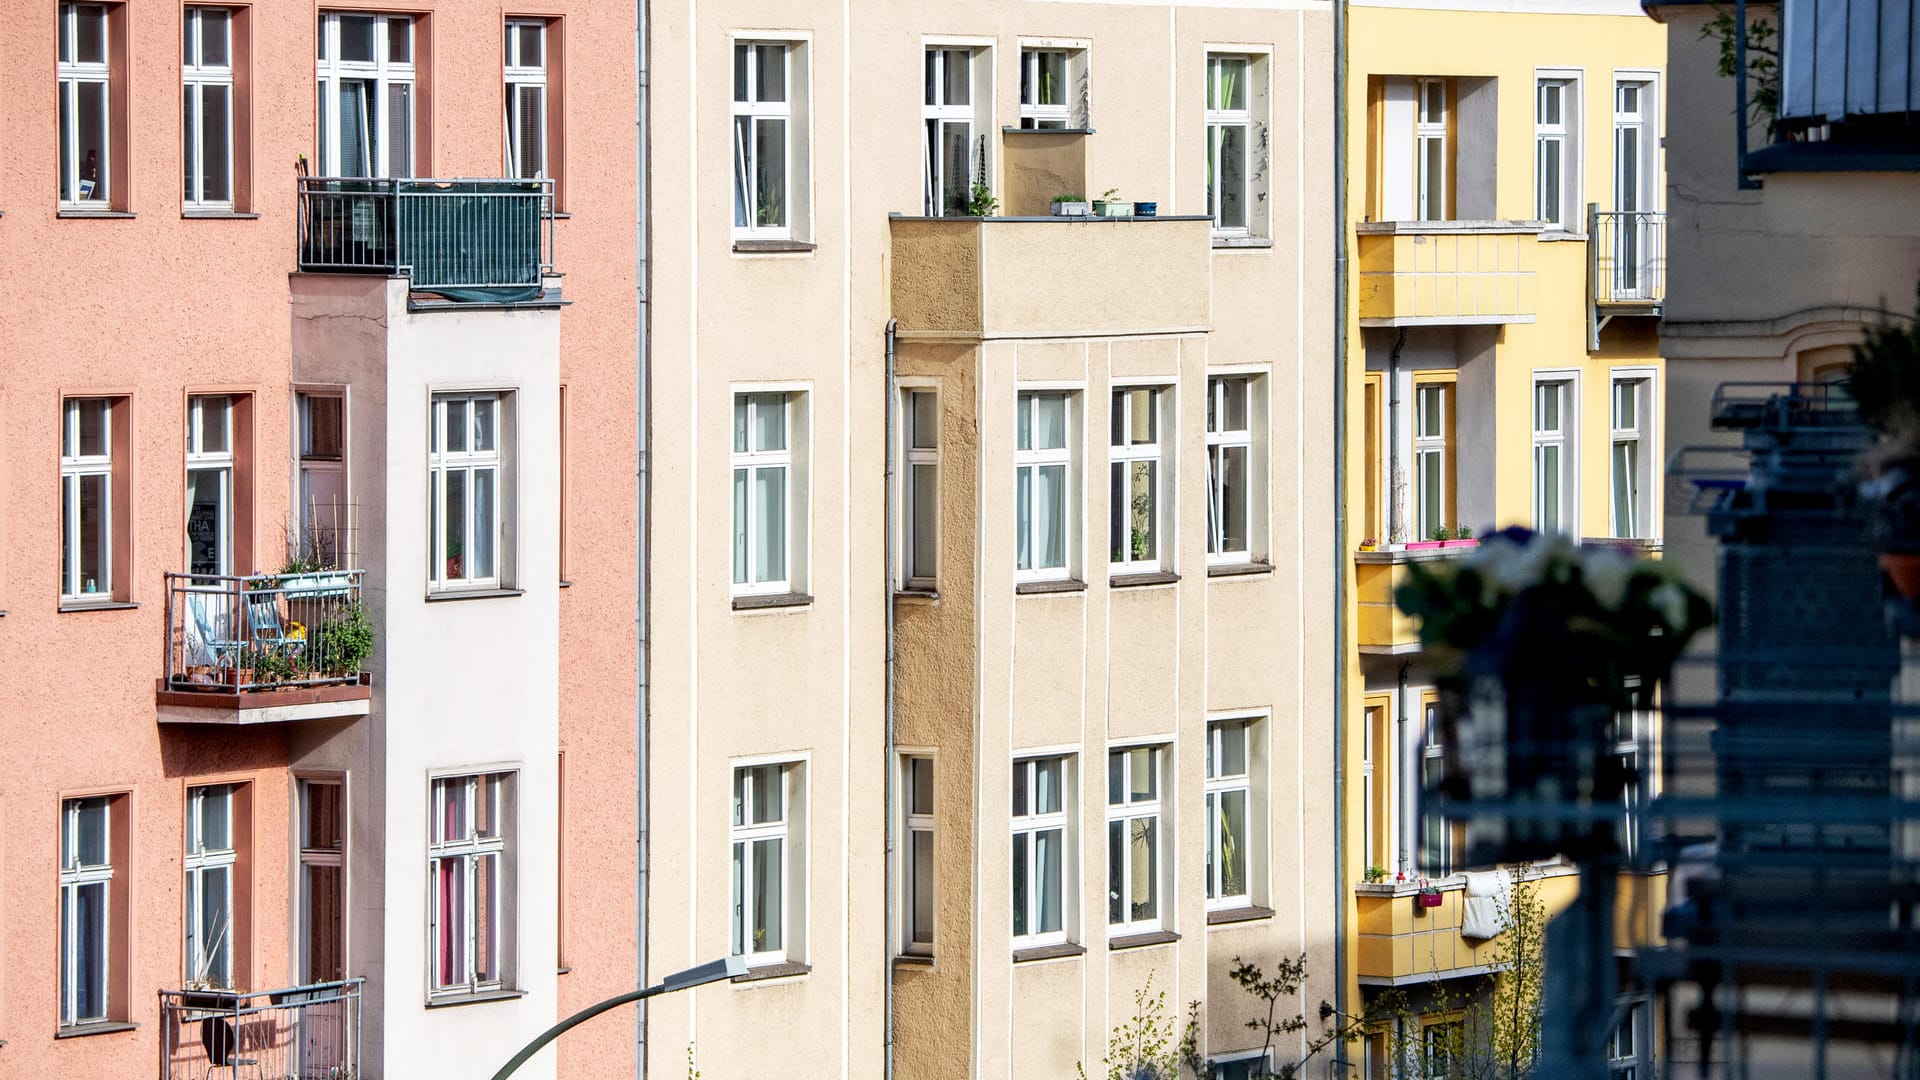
[244,589,301,652]
[183,591,246,678]
[199,1016,264,1080]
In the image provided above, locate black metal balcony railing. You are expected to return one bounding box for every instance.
[1591,209,1666,307]
[164,571,368,693]
[160,979,362,1080]
[296,177,554,292]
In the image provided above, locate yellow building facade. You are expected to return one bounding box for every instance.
[1339,2,1668,1074]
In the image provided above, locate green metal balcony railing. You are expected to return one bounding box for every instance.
[297,177,554,293]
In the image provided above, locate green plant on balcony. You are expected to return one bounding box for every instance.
[1363,864,1389,884]
[1429,524,1452,542]
[1453,524,1474,540]
[319,601,375,677]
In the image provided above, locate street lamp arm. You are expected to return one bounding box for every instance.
[489,982,664,1080]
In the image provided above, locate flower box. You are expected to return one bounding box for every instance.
[1404,540,1447,551]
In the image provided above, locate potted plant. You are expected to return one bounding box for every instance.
[1358,537,1379,552]
[1441,524,1478,549]
[966,180,999,218]
[224,649,259,690]
[320,600,375,677]
[1092,188,1133,218]
[1416,879,1444,908]
[1050,193,1090,216]
[1363,864,1389,884]
[1406,525,1450,551]
[1850,284,1920,598]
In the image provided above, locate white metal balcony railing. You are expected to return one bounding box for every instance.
[296,177,554,292]
[160,979,362,1080]
[164,571,368,693]
[1591,209,1666,307]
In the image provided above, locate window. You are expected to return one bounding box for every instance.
[1015,390,1073,582]
[184,784,237,988]
[316,12,416,178]
[1611,376,1651,539]
[1534,79,1570,229]
[1423,1018,1466,1080]
[183,7,234,209]
[1609,999,1645,1080]
[1207,1053,1275,1080]
[186,395,233,578]
[60,398,114,601]
[731,762,801,964]
[57,3,112,206]
[1204,720,1253,907]
[902,389,939,589]
[1110,387,1166,574]
[59,796,114,1028]
[1012,756,1069,946]
[430,393,504,590]
[430,772,510,995]
[298,392,347,568]
[1107,745,1164,933]
[1416,79,1447,221]
[503,19,548,180]
[733,41,793,238]
[1206,376,1253,563]
[1362,704,1384,871]
[1413,383,1451,541]
[1363,376,1382,545]
[1533,378,1573,534]
[1420,699,1452,876]
[924,47,984,217]
[903,756,935,955]
[1019,48,1071,129]
[1615,679,1646,863]
[1205,54,1251,234]
[733,392,802,597]
[298,778,345,984]
[1613,80,1653,298]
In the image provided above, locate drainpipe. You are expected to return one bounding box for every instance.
[634,0,653,1075]
[1332,0,1351,1069]
[1397,662,1414,877]
[1386,328,1407,544]
[883,319,900,1080]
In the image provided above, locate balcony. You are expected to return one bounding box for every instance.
[1354,541,1481,655]
[296,177,555,299]
[1355,221,1540,328]
[159,571,372,726]
[161,979,362,1080]
[889,215,1212,340]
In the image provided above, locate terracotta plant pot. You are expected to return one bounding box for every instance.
[1882,552,1920,600]
[226,667,254,689]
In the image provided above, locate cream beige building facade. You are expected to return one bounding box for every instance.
[638,2,1336,1078]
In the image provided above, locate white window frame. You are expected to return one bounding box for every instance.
[429,392,506,591]
[60,398,114,601]
[1361,703,1379,871]
[1011,754,1072,948]
[1609,996,1648,1080]
[184,784,237,988]
[1110,385,1169,575]
[1204,719,1255,909]
[57,2,112,207]
[1205,53,1252,236]
[1611,73,1660,299]
[901,754,935,956]
[59,796,114,1028]
[732,390,801,597]
[1207,1051,1277,1080]
[297,777,347,984]
[186,394,234,578]
[504,19,548,180]
[316,11,416,178]
[428,772,510,997]
[923,45,987,217]
[1532,374,1577,535]
[899,386,941,590]
[731,760,801,965]
[183,7,235,210]
[1015,389,1076,583]
[1107,743,1167,935]
[1413,382,1449,542]
[1019,47,1071,129]
[1534,77,1571,229]
[1610,371,1655,540]
[1420,699,1452,877]
[1205,375,1254,565]
[732,39,795,239]
[1416,78,1447,221]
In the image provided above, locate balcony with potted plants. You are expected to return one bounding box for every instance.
[1355,525,1480,655]
[157,565,373,725]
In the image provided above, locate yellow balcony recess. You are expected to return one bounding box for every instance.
[1355,221,1540,327]
[1355,544,1481,655]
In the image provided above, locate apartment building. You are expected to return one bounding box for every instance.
[1338,2,1668,1074]
[638,2,1335,1079]
[0,5,637,1079]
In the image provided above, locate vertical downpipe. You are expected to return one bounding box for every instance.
[1386,328,1407,543]
[1332,0,1352,1068]
[883,319,899,1080]
[634,0,653,1076]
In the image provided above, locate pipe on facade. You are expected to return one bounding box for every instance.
[883,318,900,1080]
[1332,0,1352,1068]
[1397,662,1414,877]
[634,0,653,1075]
[1386,327,1407,545]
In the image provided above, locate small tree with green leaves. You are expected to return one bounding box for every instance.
[1077,972,1203,1080]
[1702,4,1780,137]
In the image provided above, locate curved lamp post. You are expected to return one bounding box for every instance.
[489,956,747,1080]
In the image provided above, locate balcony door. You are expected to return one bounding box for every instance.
[316,12,415,178]
[1613,81,1651,299]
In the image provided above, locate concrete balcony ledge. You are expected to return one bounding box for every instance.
[1356,219,1546,236]
[157,675,372,726]
[1354,540,1481,565]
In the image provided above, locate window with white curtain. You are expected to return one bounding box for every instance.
[1016,390,1074,582]
[316,11,415,178]
[1107,745,1165,934]
[733,41,793,238]
[430,393,505,589]
[429,772,511,996]
[1012,755,1071,946]
[733,392,800,596]
[184,784,237,988]
[186,395,234,578]
[183,7,234,208]
[59,796,114,1028]
[732,762,802,964]
[1110,386,1167,574]
[57,2,112,205]
[504,19,547,180]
